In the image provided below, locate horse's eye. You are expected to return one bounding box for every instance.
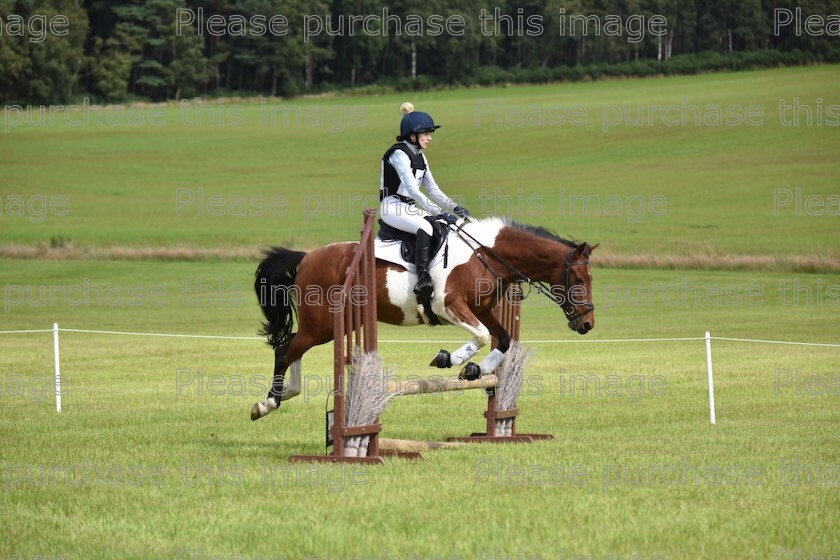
[576,278,584,285]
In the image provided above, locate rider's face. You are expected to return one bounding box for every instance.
[415,132,432,149]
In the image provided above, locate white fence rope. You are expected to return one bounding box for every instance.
[57,328,264,341]
[0,329,706,344]
[2,327,837,347]
[1,325,837,422]
[708,336,840,348]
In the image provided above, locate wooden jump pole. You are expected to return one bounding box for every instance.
[378,439,467,453]
[386,375,498,395]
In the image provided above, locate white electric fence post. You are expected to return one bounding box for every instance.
[705,331,715,425]
[53,323,62,413]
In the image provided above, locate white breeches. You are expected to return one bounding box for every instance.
[380,197,434,236]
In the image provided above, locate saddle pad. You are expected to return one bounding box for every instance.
[374,238,447,272]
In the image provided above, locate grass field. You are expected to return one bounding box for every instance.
[2,65,839,259]
[1,66,839,559]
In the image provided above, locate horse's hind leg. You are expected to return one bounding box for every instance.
[251,332,317,420]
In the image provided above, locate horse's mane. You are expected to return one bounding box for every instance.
[489,216,581,248]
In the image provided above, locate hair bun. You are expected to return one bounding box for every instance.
[399,102,414,115]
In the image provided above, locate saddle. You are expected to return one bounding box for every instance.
[376,216,451,327]
[376,216,449,264]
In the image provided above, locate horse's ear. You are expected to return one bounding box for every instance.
[574,243,589,257]
[589,243,599,253]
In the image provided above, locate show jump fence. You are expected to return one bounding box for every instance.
[287,209,551,464]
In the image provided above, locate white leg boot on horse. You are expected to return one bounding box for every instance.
[430,301,511,380]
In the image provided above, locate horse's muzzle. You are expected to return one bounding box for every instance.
[570,320,593,335]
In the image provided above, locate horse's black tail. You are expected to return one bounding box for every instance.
[254,247,307,350]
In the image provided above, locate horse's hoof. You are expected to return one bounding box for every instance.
[251,403,262,421]
[430,349,452,368]
[459,363,481,381]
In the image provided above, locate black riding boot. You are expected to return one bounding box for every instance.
[414,230,434,303]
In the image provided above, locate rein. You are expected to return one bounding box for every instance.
[448,222,595,324]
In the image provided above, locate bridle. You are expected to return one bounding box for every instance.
[450,223,595,328]
[557,247,595,327]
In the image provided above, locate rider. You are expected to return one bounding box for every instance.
[379,102,472,303]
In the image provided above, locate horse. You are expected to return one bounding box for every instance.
[251,216,596,420]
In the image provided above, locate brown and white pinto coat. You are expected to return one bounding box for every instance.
[251,217,595,420]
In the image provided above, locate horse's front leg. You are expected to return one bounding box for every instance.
[469,308,510,377]
[430,301,508,380]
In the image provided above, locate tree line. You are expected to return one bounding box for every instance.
[1,0,838,105]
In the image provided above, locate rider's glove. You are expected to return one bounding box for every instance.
[453,206,471,219]
[439,212,459,225]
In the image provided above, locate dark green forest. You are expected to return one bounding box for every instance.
[1,0,839,104]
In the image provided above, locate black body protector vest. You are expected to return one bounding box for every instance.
[380,143,427,202]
